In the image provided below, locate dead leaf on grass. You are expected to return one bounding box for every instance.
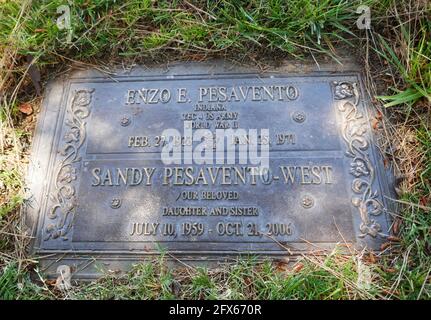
[19,103,33,115]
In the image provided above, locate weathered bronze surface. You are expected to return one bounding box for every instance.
[25,62,395,279]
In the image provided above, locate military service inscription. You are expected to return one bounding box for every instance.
[26,63,393,278]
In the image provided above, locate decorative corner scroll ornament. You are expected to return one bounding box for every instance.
[45,89,94,241]
[332,81,383,238]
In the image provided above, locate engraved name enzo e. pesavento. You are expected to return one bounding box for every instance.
[125,84,299,104]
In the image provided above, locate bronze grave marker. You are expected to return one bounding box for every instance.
[25,62,395,279]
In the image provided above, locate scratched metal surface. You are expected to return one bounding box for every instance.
[25,61,396,279]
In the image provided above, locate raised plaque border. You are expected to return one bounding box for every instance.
[24,61,396,279]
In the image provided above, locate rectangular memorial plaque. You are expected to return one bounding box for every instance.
[26,62,394,279]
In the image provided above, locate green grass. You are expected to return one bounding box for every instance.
[0,253,385,300]
[376,18,431,108]
[0,0,430,300]
[392,125,431,299]
[0,0,383,64]
[0,263,55,300]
